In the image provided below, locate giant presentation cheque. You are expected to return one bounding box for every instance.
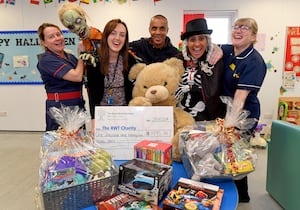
[94,106,174,160]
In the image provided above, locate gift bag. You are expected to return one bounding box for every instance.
[179,96,257,180]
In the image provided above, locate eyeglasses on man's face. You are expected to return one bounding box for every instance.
[232,25,251,32]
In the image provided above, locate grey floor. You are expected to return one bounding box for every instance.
[0,131,283,210]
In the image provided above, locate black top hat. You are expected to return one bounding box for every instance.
[181,18,213,40]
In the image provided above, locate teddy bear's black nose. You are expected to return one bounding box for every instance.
[151,90,157,94]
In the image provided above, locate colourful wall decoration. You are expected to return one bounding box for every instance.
[0,30,78,84]
[284,26,300,77]
[0,0,161,6]
[278,97,300,125]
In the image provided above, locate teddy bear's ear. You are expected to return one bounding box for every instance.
[163,57,185,76]
[128,63,146,81]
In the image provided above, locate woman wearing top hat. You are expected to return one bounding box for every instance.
[175,18,226,121]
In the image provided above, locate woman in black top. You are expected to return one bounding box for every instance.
[175,18,226,121]
[86,19,137,135]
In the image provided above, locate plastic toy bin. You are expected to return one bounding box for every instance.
[41,171,118,210]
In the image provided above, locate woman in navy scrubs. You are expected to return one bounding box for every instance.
[37,23,86,131]
[221,18,267,203]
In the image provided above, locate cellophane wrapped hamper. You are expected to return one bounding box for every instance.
[39,106,118,210]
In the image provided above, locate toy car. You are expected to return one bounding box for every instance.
[131,172,156,190]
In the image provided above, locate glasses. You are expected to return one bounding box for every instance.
[232,25,251,32]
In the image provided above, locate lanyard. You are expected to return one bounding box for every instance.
[107,55,120,104]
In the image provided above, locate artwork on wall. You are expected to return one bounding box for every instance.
[284,26,300,77]
[0,30,78,85]
[283,71,296,89]
[254,33,266,51]
[278,97,300,125]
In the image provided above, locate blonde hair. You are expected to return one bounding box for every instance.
[235,17,258,35]
[234,18,258,44]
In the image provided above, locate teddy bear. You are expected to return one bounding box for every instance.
[128,57,195,162]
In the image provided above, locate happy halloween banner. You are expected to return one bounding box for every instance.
[0,30,78,84]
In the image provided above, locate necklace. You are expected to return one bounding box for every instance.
[107,55,120,105]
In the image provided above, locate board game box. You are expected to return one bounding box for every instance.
[162,177,224,210]
[96,192,162,210]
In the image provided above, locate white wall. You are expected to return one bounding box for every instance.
[0,0,299,131]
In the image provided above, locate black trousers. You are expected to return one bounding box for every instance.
[235,176,249,201]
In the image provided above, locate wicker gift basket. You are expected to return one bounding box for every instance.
[39,106,118,210]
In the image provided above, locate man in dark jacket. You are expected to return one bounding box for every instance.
[129,14,179,64]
